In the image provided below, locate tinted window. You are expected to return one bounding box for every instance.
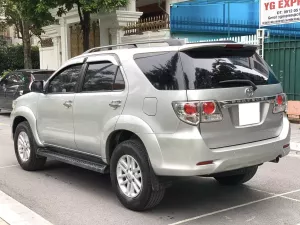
[32,71,54,81]
[113,69,125,91]
[134,52,185,90]
[82,62,117,92]
[2,72,25,86]
[48,65,82,93]
[180,50,279,90]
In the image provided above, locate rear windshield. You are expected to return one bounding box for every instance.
[134,50,279,90]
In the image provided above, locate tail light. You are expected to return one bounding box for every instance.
[172,101,223,125]
[273,93,287,114]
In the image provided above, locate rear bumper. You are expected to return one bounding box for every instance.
[151,115,290,176]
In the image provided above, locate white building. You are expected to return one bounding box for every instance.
[39,0,185,70]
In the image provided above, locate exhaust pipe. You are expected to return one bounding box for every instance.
[270,156,281,163]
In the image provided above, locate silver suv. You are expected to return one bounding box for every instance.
[11,40,291,211]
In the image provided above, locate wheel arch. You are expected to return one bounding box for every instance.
[102,115,164,172]
[11,106,44,146]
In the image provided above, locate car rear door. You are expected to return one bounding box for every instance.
[179,44,284,149]
[73,55,128,156]
[37,63,83,150]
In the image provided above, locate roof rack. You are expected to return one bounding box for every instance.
[186,40,237,44]
[83,39,185,54]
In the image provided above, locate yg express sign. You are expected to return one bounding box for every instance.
[260,0,300,26]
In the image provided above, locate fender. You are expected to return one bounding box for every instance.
[101,115,164,172]
[11,106,44,147]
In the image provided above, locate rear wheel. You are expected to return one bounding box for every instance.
[110,139,165,211]
[14,121,46,171]
[214,166,258,185]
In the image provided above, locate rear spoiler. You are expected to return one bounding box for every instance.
[179,42,258,52]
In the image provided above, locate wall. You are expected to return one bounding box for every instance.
[121,29,170,43]
[171,0,300,37]
[39,47,58,70]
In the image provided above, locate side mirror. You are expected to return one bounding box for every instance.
[30,80,44,93]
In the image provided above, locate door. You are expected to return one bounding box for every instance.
[4,72,26,109]
[73,56,128,156]
[0,72,24,110]
[179,45,283,149]
[0,75,7,109]
[37,64,83,149]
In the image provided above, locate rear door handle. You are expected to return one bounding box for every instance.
[63,101,73,108]
[109,100,122,109]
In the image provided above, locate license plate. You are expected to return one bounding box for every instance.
[238,103,260,126]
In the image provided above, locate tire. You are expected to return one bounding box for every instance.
[110,140,165,211]
[214,166,258,186]
[14,121,46,171]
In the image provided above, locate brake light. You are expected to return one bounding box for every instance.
[172,101,200,125]
[273,93,287,113]
[202,102,216,115]
[172,100,223,125]
[184,103,197,115]
[276,95,283,105]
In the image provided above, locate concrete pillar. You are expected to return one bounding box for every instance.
[126,0,136,12]
[99,19,110,46]
[166,0,172,15]
[60,19,70,64]
[109,28,121,45]
[52,37,62,69]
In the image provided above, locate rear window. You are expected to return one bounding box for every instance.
[134,52,185,90]
[32,71,54,81]
[134,50,279,90]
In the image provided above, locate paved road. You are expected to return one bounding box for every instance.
[1,111,300,225]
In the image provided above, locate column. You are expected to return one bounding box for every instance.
[166,0,172,15]
[126,0,136,12]
[109,28,121,45]
[60,18,69,64]
[99,19,109,46]
[52,37,61,69]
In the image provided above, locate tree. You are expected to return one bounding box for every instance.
[0,0,54,68]
[38,0,128,51]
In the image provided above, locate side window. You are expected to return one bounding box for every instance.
[2,72,24,86]
[48,64,82,93]
[134,52,185,90]
[113,68,125,91]
[82,62,118,92]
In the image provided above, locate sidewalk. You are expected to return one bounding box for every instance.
[0,218,8,225]
[291,123,300,152]
[0,190,52,225]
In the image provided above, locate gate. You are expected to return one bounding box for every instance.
[70,21,100,57]
[264,35,300,101]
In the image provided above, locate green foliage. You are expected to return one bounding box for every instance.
[0,45,40,75]
[0,0,55,38]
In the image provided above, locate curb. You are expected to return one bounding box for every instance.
[291,142,300,152]
[0,190,52,225]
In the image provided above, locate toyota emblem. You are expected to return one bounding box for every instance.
[245,87,254,97]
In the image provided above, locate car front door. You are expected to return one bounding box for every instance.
[36,63,83,150]
[73,55,128,156]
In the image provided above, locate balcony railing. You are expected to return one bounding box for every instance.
[124,13,170,36]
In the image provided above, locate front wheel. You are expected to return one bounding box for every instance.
[14,121,47,171]
[214,166,258,186]
[110,140,165,211]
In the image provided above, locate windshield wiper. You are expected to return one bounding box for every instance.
[219,79,257,91]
